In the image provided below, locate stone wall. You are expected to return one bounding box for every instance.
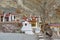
[0,23,22,33]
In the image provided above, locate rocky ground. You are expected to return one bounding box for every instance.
[38,32,60,40]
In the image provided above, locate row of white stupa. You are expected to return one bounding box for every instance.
[21,16,41,34]
[1,13,15,22]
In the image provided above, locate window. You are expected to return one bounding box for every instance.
[5,17,9,21]
[1,16,3,22]
[25,23,27,26]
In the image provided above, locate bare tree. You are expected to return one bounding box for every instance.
[39,0,56,24]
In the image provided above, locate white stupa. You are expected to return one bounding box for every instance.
[21,21,34,34]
